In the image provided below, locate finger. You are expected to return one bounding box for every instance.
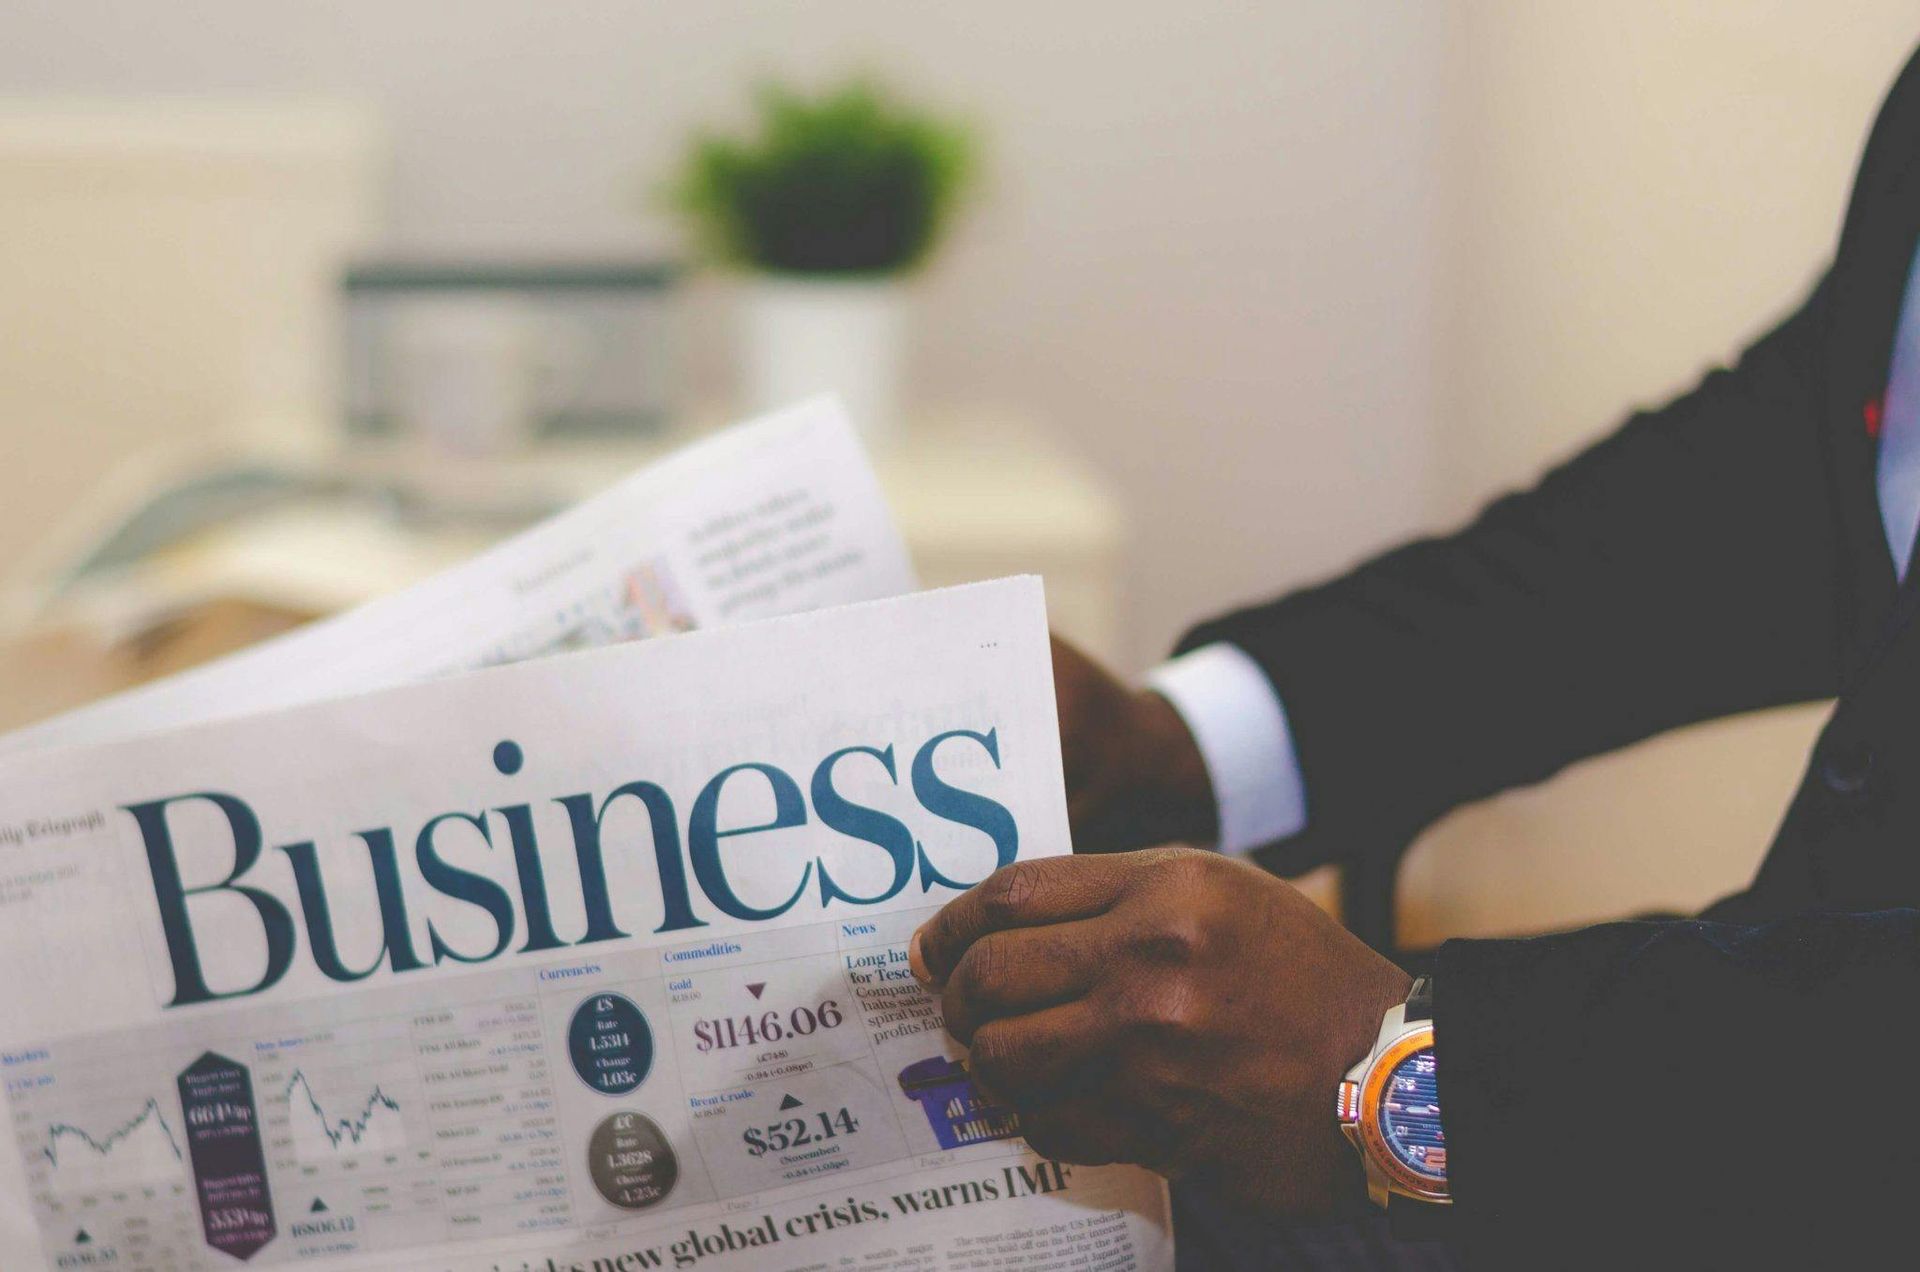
[1018,1097,1135,1167]
[939,918,1107,1044]
[913,855,1138,987]
[965,1001,1113,1106]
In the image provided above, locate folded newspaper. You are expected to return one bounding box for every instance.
[1,399,918,756]
[0,402,1174,1272]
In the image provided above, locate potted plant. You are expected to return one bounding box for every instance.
[670,79,976,447]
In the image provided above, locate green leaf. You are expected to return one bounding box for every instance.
[665,78,978,275]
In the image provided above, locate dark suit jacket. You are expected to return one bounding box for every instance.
[1178,48,1920,1269]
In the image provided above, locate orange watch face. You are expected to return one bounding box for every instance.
[1357,1026,1448,1202]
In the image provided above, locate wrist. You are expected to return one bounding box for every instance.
[1105,688,1219,849]
[1133,689,1219,842]
[1350,965,1416,1061]
[1069,689,1218,853]
[1314,969,1415,1220]
[1328,963,1416,1106]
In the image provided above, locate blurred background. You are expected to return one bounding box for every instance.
[3,1,1918,949]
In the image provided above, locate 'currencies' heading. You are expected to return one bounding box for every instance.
[125,728,1019,1008]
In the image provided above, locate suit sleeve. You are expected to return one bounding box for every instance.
[1177,276,1851,863]
[1433,911,1920,1266]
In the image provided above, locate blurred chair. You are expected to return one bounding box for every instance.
[1331,703,1830,957]
[0,98,382,591]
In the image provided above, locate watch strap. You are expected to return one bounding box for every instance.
[1390,973,1448,1238]
[1405,975,1433,1024]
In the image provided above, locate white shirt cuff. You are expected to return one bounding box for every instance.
[1146,642,1309,856]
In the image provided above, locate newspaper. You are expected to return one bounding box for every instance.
[1,397,916,755]
[0,404,1175,1270]
[0,578,1173,1272]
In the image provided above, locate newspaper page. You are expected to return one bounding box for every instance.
[2,396,914,756]
[0,577,1175,1272]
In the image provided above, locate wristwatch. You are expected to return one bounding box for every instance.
[1337,976,1450,1217]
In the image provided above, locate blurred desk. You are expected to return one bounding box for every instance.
[0,406,1124,731]
[876,408,1123,660]
[0,599,311,732]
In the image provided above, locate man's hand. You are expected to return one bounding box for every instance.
[910,847,1411,1215]
[1052,637,1215,852]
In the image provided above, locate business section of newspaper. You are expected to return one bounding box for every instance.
[0,440,1171,1270]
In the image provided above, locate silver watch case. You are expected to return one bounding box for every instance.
[1337,1000,1450,1208]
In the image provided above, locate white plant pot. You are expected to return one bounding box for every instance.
[738,276,907,450]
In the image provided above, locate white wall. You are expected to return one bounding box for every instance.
[1439,1,1920,510]
[0,0,1447,671]
[0,101,381,578]
[1401,2,1920,942]
[9,2,1920,938]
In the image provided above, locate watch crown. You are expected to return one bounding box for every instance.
[1336,1079,1360,1124]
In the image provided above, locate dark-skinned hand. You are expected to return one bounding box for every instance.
[910,847,1411,1215]
[1050,636,1216,853]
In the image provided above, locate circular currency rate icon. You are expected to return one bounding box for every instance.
[568,993,655,1095]
[588,1111,678,1210]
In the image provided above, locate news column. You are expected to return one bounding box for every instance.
[0,579,1174,1272]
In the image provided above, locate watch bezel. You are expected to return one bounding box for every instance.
[1356,1022,1449,1203]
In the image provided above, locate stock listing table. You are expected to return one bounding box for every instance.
[4,905,1025,1270]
